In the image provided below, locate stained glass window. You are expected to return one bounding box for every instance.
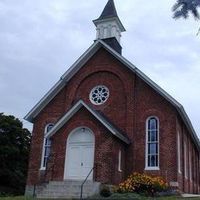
[89,85,109,105]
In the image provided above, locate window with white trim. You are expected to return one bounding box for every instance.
[145,117,159,170]
[189,146,192,181]
[89,85,109,105]
[118,150,122,172]
[41,124,54,170]
[184,141,188,179]
[177,131,181,173]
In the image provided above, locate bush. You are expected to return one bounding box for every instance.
[116,172,168,196]
[100,185,111,197]
[0,113,31,195]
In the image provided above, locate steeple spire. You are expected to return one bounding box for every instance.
[93,0,125,45]
[98,0,118,20]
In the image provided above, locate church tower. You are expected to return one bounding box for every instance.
[93,0,126,54]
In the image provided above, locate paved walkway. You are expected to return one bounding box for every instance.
[182,193,200,198]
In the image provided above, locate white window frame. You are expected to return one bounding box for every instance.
[89,85,109,105]
[145,116,160,171]
[189,145,192,182]
[118,150,122,172]
[40,124,54,170]
[177,131,181,174]
[184,141,188,179]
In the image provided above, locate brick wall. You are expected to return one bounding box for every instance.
[48,107,125,184]
[26,47,200,193]
[176,116,200,194]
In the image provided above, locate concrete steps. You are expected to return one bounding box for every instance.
[36,180,100,199]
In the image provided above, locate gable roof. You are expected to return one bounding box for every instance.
[45,100,130,144]
[24,39,200,150]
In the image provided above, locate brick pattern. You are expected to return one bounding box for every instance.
[176,116,200,194]
[26,48,200,193]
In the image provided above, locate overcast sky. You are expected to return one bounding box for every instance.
[0,0,200,137]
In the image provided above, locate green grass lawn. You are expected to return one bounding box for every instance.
[0,194,200,200]
[89,193,200,199]
[0,197,32,200]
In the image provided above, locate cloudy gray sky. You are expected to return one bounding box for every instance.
[0,0,200,137]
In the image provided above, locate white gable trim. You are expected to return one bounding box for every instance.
[24,39,200,150]
[24,40,137,122]
[45,100,130,144]
[93,17,126,32]
[24,41,101,121]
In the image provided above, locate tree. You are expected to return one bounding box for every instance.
[0,113,31,196]
[172,0,200,19]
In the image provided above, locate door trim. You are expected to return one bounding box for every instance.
[64,127,95,180]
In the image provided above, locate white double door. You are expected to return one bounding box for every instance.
[65,143,94,180]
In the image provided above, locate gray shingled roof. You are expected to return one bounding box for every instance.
[97,0,118,20]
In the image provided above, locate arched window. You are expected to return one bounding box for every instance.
[40,124,54,170]
[177,131,181,173]
[118,150,122,172]
[145,117,159,170]
[184,141,188,179]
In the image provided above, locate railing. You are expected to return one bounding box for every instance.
[44,153,55,182]
[80,166,95,200]
[33,184,36,198]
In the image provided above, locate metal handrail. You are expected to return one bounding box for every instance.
[80,166,95,200]
[44,153,55,182]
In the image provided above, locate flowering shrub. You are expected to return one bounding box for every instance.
[116,172,168,196]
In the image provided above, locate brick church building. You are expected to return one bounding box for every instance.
[25,0,200,198]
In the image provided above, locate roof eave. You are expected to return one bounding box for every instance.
[24,41,102,122]
[25,40,132,122]
[93,17,126,32]
[46,100,130,144]
[24,79,64,122]
[135,69,182,108]
[24,39,199,151]
[178,107,200,151]
[135,69,200,151]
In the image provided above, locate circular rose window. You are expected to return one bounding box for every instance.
[89,85,109,105]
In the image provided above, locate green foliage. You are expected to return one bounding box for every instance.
[116,172,168,196]
[100,185,111,197]
[89,193,183,199]
[0,113,31,195]
[172,0,200,19]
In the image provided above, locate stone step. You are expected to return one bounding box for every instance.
[45,184,94,188]
[49,180,94,186]
[37,189,94,195]
[36,180,100,199]
[37,192,88,197]
[37,193,89,199]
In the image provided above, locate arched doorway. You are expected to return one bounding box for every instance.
[64,127,95,180]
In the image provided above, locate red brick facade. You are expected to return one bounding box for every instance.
[26,48,200,194]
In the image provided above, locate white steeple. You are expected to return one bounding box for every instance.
[93,0,125,44]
